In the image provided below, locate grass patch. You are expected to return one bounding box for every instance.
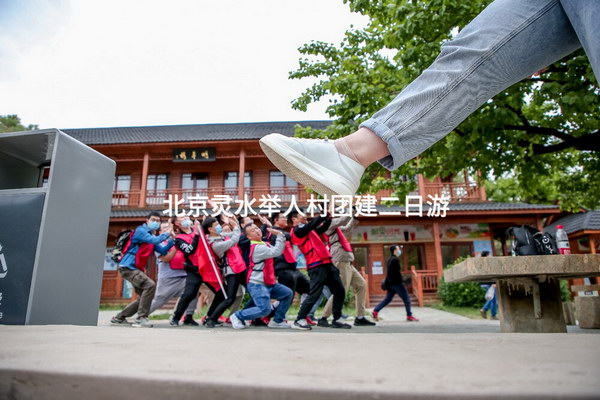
[428,303,483,319]
[99,304,128,311]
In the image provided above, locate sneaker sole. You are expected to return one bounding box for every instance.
[291,325,312,331]
[259,134,354,197]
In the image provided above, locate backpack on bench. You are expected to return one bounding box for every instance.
[506,225,557,256]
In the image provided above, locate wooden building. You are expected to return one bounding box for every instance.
[63,121,563,306]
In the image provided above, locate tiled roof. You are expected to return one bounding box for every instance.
[111,202,559,219]
[62,121,331,145]
[544,210,600,235]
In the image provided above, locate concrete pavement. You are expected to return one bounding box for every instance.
[1,307,599,399]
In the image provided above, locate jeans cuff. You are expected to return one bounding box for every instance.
[360,118,407,171]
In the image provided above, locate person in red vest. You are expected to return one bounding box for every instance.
[169,215,223,326]
[288,210,350,330]
[111,211,174,328]
[319,216,376,327]
[203,214,245,328]
[261,212,311,320]
[229,223,296,330]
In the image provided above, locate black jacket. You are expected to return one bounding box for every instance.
[386,255,403,285]
[261,225,297,272]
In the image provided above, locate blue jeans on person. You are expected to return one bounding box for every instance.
[482,295,498,317]
[374,284,412,317]
[308,285,331,318]
[361,0,599,171]
[235,283,293,323]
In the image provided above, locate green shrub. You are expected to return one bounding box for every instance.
[560,279,572,302]
[438,256,486,307]
[437,278,486,308]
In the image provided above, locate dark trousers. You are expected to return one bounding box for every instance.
[374,283,412,316]
[207,272,245,322]
[173,270,210,321]
[296,263,345,321]
[276,269,310,296]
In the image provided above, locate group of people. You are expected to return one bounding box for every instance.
[111,209,417,330]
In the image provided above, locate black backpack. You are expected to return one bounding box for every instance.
[506,225,558,256]
[111,230,133,263]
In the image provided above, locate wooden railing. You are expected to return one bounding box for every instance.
[422,182,485,202]
[411,266,439,307]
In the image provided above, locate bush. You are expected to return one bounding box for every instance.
[437,278,486,308]
[560,279,572,302]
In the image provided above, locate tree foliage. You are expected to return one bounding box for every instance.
[0,114,38,133]
[290,0,599,211]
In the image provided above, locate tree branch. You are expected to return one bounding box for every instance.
[504,125,573,142]
[517,131,600,155]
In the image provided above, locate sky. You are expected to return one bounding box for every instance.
[0,0,367,129]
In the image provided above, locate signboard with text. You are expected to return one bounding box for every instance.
[173,148,216,162]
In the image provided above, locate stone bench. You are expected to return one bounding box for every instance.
[444,254,600,333]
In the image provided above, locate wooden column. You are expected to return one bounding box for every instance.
[238,148,246,199]
[417,174,425,196]
[138,152,149,208]
[432,222,443,277]
[590,235,597,254]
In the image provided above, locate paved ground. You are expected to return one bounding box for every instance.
[1,307,599,399]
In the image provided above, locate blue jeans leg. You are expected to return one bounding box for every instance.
[374,290,395,312]
[394,284,413,317]
[560,0,600,80]
[361,0,584,170]
[308,285,331,318]
[270,283,293,323]
[236,283,271,321]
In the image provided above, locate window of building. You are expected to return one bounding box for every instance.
[223,171,252,198]
[269,170,297,188]
[113,175,131,191]
[269,171,297,201]
[112,175,131,206]
[383,244,424,272]
[441,243,473,269]
[353,246,369,272]
[146,174,168,205]
[182,173,209,196]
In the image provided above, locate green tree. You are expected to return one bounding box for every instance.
[0,114,38,133]
[290,0,599,211]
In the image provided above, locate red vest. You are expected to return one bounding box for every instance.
[267,232,297,264]
[172,231,222,292]
[170,232,194,270]
[291,228,332,269]
[324,228,353,252]
[222,237,247,274]
[121,238,154,272]
[246,243,276,285]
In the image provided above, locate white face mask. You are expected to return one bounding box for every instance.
[181,219,192,228]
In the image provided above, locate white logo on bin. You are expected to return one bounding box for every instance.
[0,244,6,278]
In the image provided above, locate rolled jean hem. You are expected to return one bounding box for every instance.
[359,119,406,171]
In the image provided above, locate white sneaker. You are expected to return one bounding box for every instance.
[292,319,312,331]
[259,133,364,196]
[131,317,153,328]
[230,313,246,330]
[268,320,291,329]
